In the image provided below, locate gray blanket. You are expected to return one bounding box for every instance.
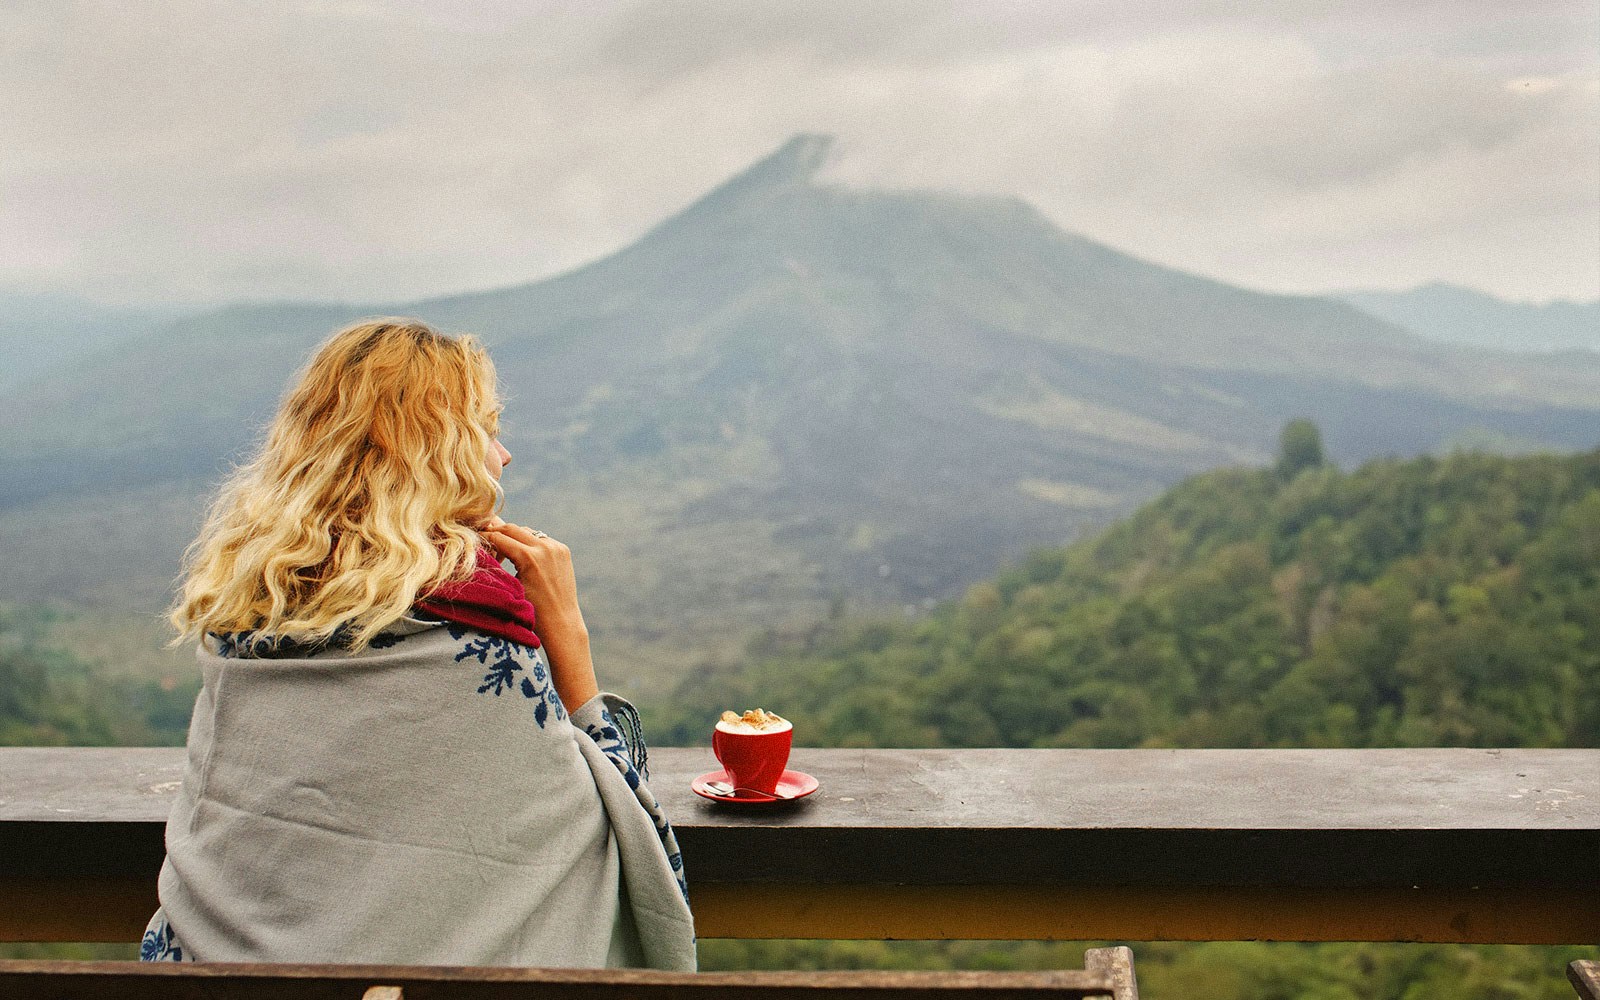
[143,617,696,969]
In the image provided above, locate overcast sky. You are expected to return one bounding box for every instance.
[3,0,1596,309]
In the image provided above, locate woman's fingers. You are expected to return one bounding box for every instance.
[485,524,571,565]
[481,523,589,644]
[480,528,538,571]
[481,524,572,579]
[479,527,514,551]
[489,522,537,544]
[491,521,567,550]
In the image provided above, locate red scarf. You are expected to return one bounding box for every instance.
[414,547,541,648]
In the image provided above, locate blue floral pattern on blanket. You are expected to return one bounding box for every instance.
[451,624,566,728]
[139,913,186,962]
[210,624,400,658]
[580,701,688,905]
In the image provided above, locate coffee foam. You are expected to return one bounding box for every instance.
[716,708,791,735]
[715,718,792,735]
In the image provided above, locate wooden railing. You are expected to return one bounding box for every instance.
[2,746,1596,945]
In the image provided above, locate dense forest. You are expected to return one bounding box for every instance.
[4,424,1595,996]
[666,426,1599,997]
[0,605,195,747]
[662,424,1600,751]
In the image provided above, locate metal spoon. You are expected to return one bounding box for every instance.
[705,779,790,800]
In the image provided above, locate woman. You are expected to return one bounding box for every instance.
[140,318,695,969]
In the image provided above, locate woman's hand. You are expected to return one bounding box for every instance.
[479,522,599,710]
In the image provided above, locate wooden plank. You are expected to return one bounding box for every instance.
[2,812,1592,893]
[1083,948,1139,1000]
[1570,960,1600,1000]
[5,814,1589,891]
[0,748,186,823]
[0,876,158,941]
[7,747,1597,832]
[685,884,1599,945]
[4,879,1595,946]
[674,827,1596,888]
[0,960,1119,999]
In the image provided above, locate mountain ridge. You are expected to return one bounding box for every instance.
[1338,282,1600,354]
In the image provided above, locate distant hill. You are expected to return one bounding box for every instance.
[1339,283,1600,354]
[662,436,1600,749]
[3,135,1599,694]
[0,291,190,392]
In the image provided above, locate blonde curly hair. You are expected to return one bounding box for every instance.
[170,317,503,652]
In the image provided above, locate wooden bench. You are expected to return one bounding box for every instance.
[0,947,1140,998]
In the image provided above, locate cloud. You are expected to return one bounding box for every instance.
[0,0,1594,306]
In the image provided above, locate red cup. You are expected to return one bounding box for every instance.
[712,719,793,795]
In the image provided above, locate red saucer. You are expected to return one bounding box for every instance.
[691,768,819,804]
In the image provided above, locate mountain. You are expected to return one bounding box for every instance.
[1339,283,1600,354]
[0,291,191,392]
[3,134,1599,695]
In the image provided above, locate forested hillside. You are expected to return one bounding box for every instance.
[663,426,1600,750]
[0,606,195,747]
[670,426,1599,995]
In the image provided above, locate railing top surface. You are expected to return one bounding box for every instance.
[2,745,1595,830]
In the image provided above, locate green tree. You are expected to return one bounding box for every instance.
[1275,418,1326,481]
